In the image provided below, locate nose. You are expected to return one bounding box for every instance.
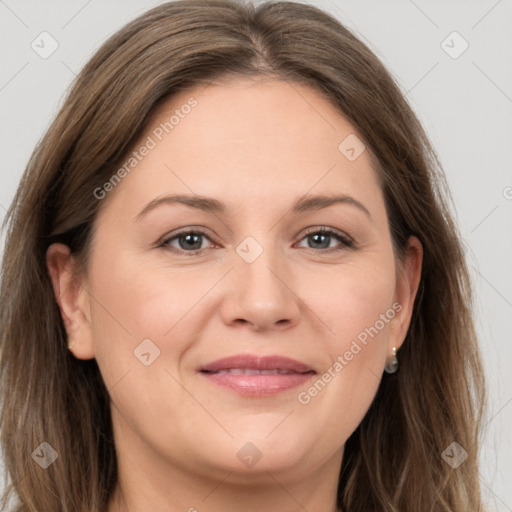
[219,242,302,332]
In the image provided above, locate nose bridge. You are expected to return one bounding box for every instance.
[222,232,300,329]
[236,233,288,300]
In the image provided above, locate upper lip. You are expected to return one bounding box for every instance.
[198,354,315,374]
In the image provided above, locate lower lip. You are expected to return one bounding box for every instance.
[199,371,316,396]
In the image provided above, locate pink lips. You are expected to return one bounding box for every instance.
[198,354,316,397]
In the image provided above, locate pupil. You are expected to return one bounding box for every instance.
[182,233,201,250]
[311,233,329,249]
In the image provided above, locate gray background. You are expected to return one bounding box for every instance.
[1,0,511,510]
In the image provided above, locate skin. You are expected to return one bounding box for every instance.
[47,77,422,512]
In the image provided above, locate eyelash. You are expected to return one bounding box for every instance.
[160,226,355,256]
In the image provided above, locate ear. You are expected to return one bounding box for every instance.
[46,243,95,359]
[388,235,423,352]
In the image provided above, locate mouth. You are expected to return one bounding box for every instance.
[202,368,308,375]
[198,354,316,397]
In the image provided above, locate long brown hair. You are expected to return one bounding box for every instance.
[0,1,486,510]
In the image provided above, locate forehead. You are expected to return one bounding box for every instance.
[97,78,385,223]
[151,77,363,163]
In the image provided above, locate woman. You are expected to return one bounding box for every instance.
[0,1,486,510]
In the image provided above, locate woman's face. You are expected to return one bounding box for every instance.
[49,78,421,488]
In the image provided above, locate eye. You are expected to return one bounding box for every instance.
[160,229,215,254]
[296,227,354,252]
[160,226,354,255]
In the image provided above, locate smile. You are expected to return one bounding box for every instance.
[198,354,316,396]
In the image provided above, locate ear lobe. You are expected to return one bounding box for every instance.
[46,243,95,360]
[389,236,423,351]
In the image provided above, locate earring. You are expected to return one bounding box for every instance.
[67,338,76,350]
[384,346,398,374]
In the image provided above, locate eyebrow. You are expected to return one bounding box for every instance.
[134,193,371,221]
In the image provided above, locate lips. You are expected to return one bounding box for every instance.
[199,354,315,374]
[209,368,301,375]
[198,354,316,397]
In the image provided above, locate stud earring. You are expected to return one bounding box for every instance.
[384,346,399,374]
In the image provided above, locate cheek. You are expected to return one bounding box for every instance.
[86,252,204,440]
[86,243,219,391]
[87,257,178,353]
[309,255,396,351]
[294,259,396,436]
